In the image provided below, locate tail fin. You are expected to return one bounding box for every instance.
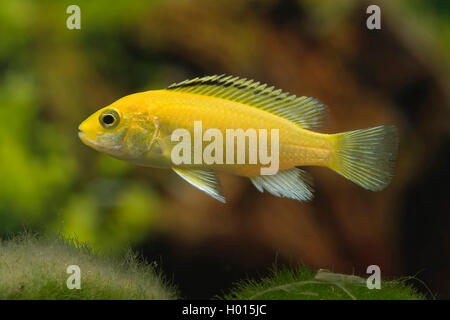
[329,125,399,191]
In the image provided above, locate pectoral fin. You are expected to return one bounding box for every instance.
[250,168,314,201]
[149,117,173,158]
[173,168,226,203]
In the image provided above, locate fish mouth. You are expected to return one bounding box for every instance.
[78,129,98,148]
[78,129,122,153]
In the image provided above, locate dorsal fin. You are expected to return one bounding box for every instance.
[167,75,327,130]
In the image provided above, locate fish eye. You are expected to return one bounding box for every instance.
[99,110,120,129]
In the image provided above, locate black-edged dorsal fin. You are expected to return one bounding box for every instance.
[167,75,327,130]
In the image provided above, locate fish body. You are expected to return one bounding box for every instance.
[79,75,398,202]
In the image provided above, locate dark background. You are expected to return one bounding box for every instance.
[0,0,449,298]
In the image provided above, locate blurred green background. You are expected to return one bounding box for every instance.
[0,0,449,298]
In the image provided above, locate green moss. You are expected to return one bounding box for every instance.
[221,266,427,300]
[0,233,177,300]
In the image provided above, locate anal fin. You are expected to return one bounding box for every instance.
[250,168,314,201]
[173,168,226,203]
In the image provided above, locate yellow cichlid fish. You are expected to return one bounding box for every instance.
[78,75,398,203]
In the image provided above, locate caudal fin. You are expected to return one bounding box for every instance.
[329,125,399,191]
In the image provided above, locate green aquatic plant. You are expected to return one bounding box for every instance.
[0,233,177,300]
[0,233,431,300]
[221,266,427,300]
